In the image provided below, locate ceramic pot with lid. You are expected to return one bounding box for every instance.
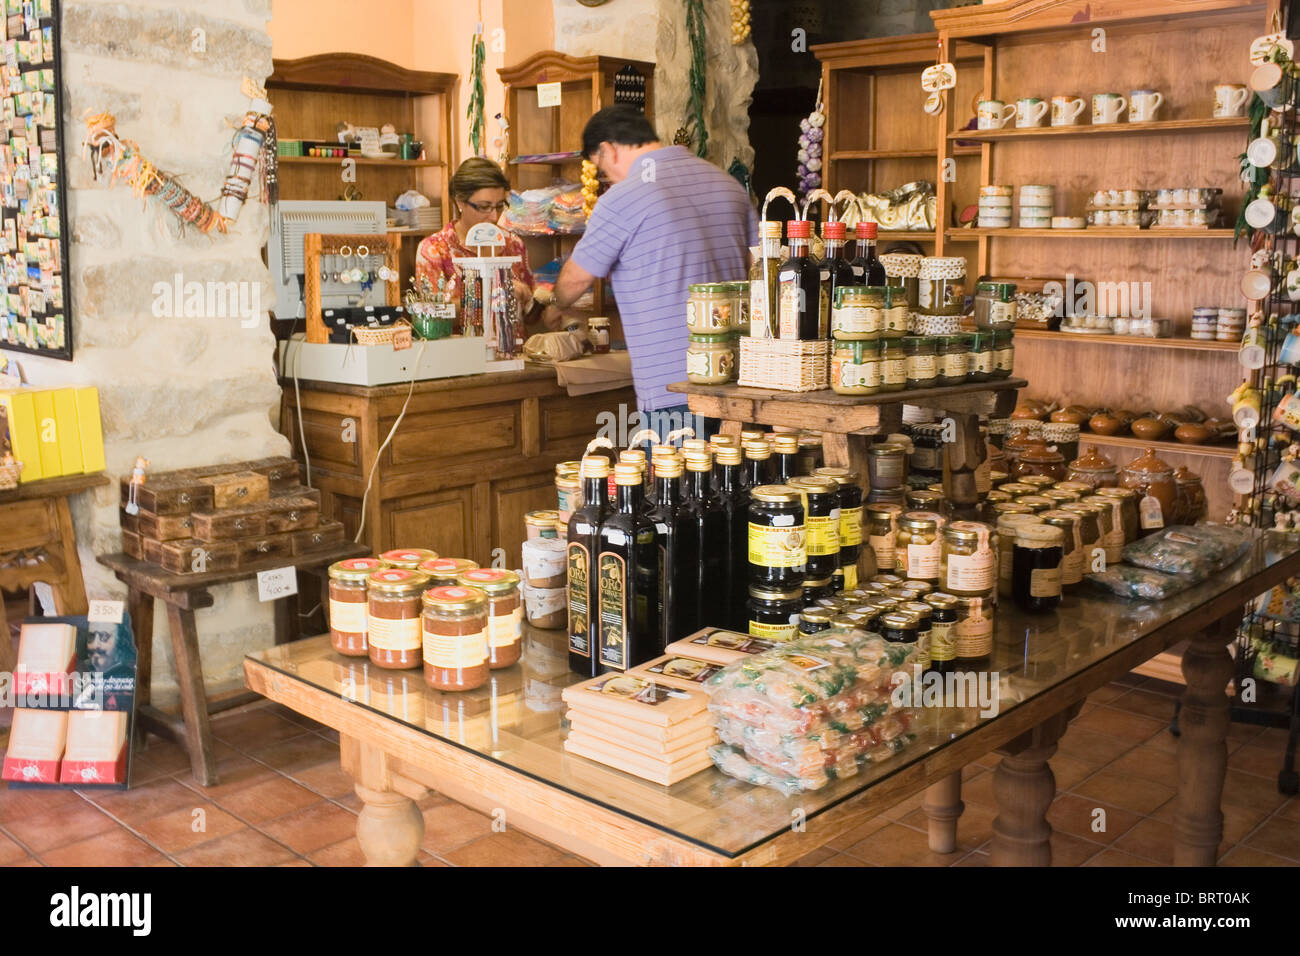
[1067,445,1119,491]
[1003,433,1047,468]
[1119,447,1177,536]
[1012,443,1067,481]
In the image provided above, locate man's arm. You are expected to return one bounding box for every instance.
[553,257,598,310]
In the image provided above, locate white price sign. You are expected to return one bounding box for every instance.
[257,567,299,603]
[87,600,124,624]
[537,81,562,108]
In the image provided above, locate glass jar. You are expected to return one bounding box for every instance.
[894,511,944,582]
[831,286,883,340]
[1019,475,1057,493]
[380,548,438,570]
[903,336,938,389]
[1016,494,1055,514]
[880,340,907,392]
[902,602,934,669]
[880,253,922,310]
[1000,481,1036,498]
[924,591,959,672]
[421,585,490,691]
[800,607,835,636]
[1093,488,1138,558]
[878,612,919,656]
[367,569,432,669]
[1041,487,1080,509]
[906,488,948,517]
[941,521,997,597]
[991,328,1015,378]
[1120,448,1176,536]
[936,334,972,387]
[1013,523,1064,613]
[686,283,735,334]
[1075,498,1115,562]
[831,339,882,395]
[456,568,523,669]
[748,485,806,588]
[882,285,910,339]
[555,466,581,533]
[974,281,1017,329]
[954,595,994,666]
[867,487,907,506]
[723,281,751,334]
[588,316,611,354]
[789,476,841,578]
[802,575,835,606]
[797,434,823,475]
[749,584,803,641]
[917,256,967,316]
[997,513,1043,598]
[866,503,903,572]
[524,510,559,540]
[1039,510,1083,587]
[329,557,387,656]
[1175,467,1208,524]
[1060,501,1102,566]
[686,333,738,384]
[985,498,1032,525]
[968,332,993,382]
[814,467,863,567]
[868,442,907,490]
[419,557,481,586]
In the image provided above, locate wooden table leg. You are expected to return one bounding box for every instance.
[127,587,154,750]
[273,577,302,646]
[990,704,1080,866]
[50,496,89,615]
[1174,620,1235,866]
[164,603,218,786]
[0,594,13,674]
[923,770,965,854]
[342,733,426,866]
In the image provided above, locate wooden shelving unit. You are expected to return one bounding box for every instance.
[498,51,655,319]
[1075,433,1238,460]
[1012,328,1239,352]
[277,156,447,168]
[948,116,1249,142]
[949,227,1236,240]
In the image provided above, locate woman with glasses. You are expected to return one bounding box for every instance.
[416,157,537,312]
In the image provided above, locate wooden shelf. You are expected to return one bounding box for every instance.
[948,116,1249,143]
[1074,432,1237,459]
[833,146,981,160]
[386,226,440,236]
[279,155,446,168]
[1014,328,1239,352]
[948,227,1235,240]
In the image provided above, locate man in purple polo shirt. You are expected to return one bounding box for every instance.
[552,107,757,439]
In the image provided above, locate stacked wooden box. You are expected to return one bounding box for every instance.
[118,457,345,574]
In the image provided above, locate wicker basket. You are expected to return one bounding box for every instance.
[738,337,830,391]
[350,320,412,347]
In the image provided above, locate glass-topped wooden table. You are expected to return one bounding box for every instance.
[244,530,1300,866]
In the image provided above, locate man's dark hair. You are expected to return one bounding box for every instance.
[582,106,659,159]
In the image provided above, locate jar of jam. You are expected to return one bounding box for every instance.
[1095,487,1140,550]
[1039,510,1083,587]
[799,607,834,635]
[903,336,938,389]
[749,584,803,641]
[1120,448,1176,536]
[831,285,883,340]
[686,333,738,384]
[866,503,903,571]
[789,476,841,578]
[894,511,944,582]
[380,548,438,570]
[588,316,612,353]
[524,510,559,540]
[997,513,1043,598]
[954,595,994,667]
[967,331,994,382]
[1073,498,1115,565]
[749,485,806,588]
[882,285,910,340]
[831,339,882,395]
[868,443,907,489]
[941,521,996,597]
[973,281,1016,329]
[802,575,835,606]
[685,283,734,334]
[936,334,972,387]
[991,328,1015,378]
[368,569,432,669]
[880,340,907,392]
[1013,524,1064,613]
[329,557,387,656]
[879,611,919,655]
[924,591,959,673]
[457,568,523,669]
[814,467,863,566]
[1060,502,1101,567]
[420,557,481,585]
[421,585,490,691]
[902,601,934,669]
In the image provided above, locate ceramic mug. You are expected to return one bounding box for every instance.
[1092,92,1128,124]
[1051,95,1086,126]
[1015,96,1049,128]
[1250,62,1293,110]
[1213,83,1249,118]
[1129,89,1163,122]
[978,99,1017,129]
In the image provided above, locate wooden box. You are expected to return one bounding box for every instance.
[142,537,164,565]
[118,476,214,516]
[159,538,239,574]
[292,519,345,553]
[190,506,268,542]
[121,529,143,560]
[245,456,301,492]
[137,511,196,542]
[118,507,139,534]
[237,533,295,565]
[266,495,320,534]
[204,471,270,509]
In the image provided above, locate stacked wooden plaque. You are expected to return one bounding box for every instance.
[118,457,344,574]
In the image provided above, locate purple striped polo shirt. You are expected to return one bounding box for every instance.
[571,145,758,412]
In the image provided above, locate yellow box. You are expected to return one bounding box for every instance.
[74,387,105,474]
[0,389,42,482]
[32,389,62,478]
[52,387,82,475]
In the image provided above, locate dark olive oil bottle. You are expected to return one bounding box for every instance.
[647,454,692,651]
[567,456,610,677]
[597,463,662,672]
[680,450,727,631]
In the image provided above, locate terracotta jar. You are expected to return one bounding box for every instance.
[1003,434,1048,469]
[1067,446,1119,491]
[1120,448,1177,536]
[1013,444,1067,481]
[1174,466,1208,525]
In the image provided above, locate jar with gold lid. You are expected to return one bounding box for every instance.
[894,511,946,582]
[368,568,433,670]
[1060,502,1102,570]
[524,510,559,540]
[1039,510,1084,587]
[380,548,439,570]
[996,512,1043,599]
[1067,446,1119,491]
[1054,480,1094,498]
[457,568,523,669]
[1000,481,1036,498]
[329,557,388,657]
[1119,448,1176,536]
[421,584,490,691]
[940,521,997,597]
[420,557,481,585]
[1073,498,1115,564]
[866,503,904,572]
[1016,494,1055,513]
[1019,474,1056,493]
[1092,488,1137,557]
[1040,487,1080,511]
[984,498,1033,525]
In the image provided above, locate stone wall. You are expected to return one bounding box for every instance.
[553,0,658,62]
[19,0,284,704]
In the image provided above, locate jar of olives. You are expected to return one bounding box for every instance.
[866,503,903,572]
[941,521,997,597]
[894,511,945,583]
[924,592,959,673]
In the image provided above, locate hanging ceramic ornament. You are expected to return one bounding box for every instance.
[921,62,957,92]
[923,92,944,116]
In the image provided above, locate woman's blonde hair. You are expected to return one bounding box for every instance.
[450,157,510,205]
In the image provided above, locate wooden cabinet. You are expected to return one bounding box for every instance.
[280,370,635,566]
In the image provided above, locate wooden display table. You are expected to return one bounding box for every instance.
[0,472,108,673]
[244,530,1300,866]
[99,542,369,785]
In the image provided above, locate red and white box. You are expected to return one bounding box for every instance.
[14,621,77,698]
[1,708,69,784]
[59,711,129,786]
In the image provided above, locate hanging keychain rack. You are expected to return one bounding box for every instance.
[303,233,402,343]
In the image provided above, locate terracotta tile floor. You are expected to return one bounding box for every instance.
[0,666,1297,866]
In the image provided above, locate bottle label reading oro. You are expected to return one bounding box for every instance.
[567,543,591,657]
[598,552,628,671]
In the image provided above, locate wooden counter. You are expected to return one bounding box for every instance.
[279,367,635,564]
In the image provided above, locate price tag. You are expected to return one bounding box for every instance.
[87,600,124,624]
[538,81,562,108]
[257,567,298,603]
[392,326,413,351]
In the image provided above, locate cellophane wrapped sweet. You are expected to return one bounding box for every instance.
[1121,525,1250,578]
[705,630,919,795]
[1086,563,1190,600]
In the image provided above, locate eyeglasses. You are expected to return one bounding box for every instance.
[462,199,509,213]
